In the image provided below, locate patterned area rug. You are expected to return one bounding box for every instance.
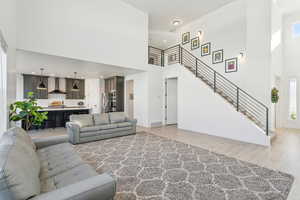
[74,132,294,200]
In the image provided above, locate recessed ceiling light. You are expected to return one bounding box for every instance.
[163,40,167,43]
[172,19,182,26]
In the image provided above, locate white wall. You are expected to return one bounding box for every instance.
[177,0,272,107]
[270,1,284,130]
[245,0,272,105]
[281,12,300,129]
[0,0,17,132]
[17,0,148,71]
[125,72,149,127]
[125,65,163,127]
[174,0,274,132]
[164,64,270,146]
[177,0,247,96]
[147,68,163,127]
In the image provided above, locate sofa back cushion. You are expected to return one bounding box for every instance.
[3,128,40,172]
[0,128,41,200]
[109,112,127,123]
[93,114,110,125]
[5,127,36,150]
[70,114,94,127]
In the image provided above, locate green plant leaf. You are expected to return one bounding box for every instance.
[9,92,48,130]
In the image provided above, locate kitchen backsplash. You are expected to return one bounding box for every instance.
[37,97,86,107]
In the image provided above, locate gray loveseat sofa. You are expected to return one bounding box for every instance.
[66,112,137,145]
[0,127,116,200]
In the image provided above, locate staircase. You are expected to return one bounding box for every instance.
[149,45,269,136]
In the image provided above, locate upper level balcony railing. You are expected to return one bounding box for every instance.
[148,46,164,67]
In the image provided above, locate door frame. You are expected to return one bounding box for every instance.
[164,77,178,125]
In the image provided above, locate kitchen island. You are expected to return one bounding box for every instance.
[23,107,90,130]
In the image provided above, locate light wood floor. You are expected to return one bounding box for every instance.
[30,126,300,200]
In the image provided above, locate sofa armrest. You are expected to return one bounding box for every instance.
[32,135,69,149]
[127,119,137,124]
[66,122,81,145]
[31,174,116,200]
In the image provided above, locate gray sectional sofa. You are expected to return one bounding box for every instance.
[67,112,137,145]
[0,127,116,200]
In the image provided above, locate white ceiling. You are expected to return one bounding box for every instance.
[122,0,236,31]
[149,31,177,49]
[16,50,141,79]
[277,0,300,14]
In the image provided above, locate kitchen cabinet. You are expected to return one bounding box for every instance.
[105,76,124,112]
[65,78,85,99]
[23,108,90,130]
[23,74,48,99]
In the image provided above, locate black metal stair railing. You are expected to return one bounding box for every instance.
[149,44,269,136]
[148,46,164,67]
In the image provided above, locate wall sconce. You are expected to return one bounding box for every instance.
[197,31,204,42]
[239,51,246,62]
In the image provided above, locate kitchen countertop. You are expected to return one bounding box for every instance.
[39,106,91,111]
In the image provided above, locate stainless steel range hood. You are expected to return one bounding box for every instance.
[48,77,66,94]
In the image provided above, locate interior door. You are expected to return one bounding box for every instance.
[166,78,178,125]
[126,80,134,119]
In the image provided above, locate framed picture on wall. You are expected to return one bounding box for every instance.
[225,58,238,73]
[201,42,211,56]
[182,32,190,45]
[191,37,200,50]
[212,49,224,64]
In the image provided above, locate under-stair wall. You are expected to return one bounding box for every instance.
[163,64,270,146]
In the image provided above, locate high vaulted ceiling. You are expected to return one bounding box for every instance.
[121,0,236,31]
[277,0,300,14]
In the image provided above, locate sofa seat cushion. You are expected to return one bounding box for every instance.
[80,127,132,138]
[80,124,118,133]
[39,153,83,180]
[80,125,102,133]
[99,124,118,130]
[93,113,110,125]
[37,143,74,156]
[38,143,83,179]
[109,112,127,123]
[116,122,132,128]
[40,164,98,193]
[70,114,94,128]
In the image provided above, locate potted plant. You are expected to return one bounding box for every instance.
[271,87,279,128]
[9,92,48,131]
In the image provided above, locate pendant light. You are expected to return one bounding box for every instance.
[72,72,80,92]
[37,68,47,90]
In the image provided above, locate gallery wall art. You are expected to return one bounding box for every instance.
[212,49,224,64]
[182,32,190,45]
[191,37,200,50]
[225,58,238,73]
[201,42,211,56]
